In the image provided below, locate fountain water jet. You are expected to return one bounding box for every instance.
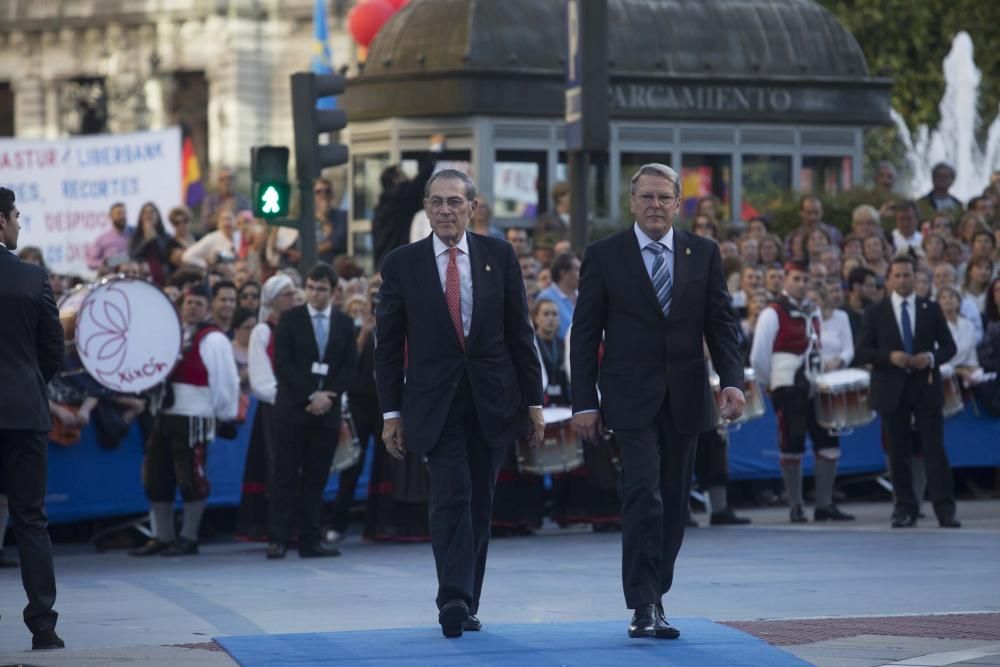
[893,31,1000,202]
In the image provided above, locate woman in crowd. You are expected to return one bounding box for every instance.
[862,234,890,277]
[914,266,934,299]
[128,202,172,286]
[738,236,760,267]
[841,234,864,262]
[921,233,947,269]
[805,227,832,268]
[758,233,783,267]
[807,283,853,371]
[231,307,256,393]
[166,206,197,272]
[236,274,297,540]
[182,208,238,270]
[740,288,770,362]
[238,281,261,314]
[746,216,769,241]
[963,257,994,317]
[937,286,981,385]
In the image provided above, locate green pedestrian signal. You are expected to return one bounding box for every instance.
[253,181,290,219]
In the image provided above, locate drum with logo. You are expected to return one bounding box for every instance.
[940,365,964,418]
[515,406,584,475]
[813,369,876,433]
[74,277,182,392]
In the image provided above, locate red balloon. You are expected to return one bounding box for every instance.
[348,0,396,47]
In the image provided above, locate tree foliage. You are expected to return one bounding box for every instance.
[817,0,1000,132]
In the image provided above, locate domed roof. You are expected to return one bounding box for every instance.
[344,0,889,124]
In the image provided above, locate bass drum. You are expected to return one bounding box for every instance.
[58,282,96,344]
[75,277,182,393]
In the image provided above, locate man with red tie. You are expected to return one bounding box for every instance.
[375,169,545,638]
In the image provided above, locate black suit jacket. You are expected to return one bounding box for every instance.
[571,227,742,434]
[273,304,359,428]
[854,295,956,413]
[0,247,63,431]
[374,232,543,453]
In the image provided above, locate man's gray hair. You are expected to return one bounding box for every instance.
[425,169,477,201]
[629,163,680,196]
[852,204,880,224]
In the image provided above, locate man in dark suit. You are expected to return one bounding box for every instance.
[267,262,359,559]
[571,164,745,640]
[375,169,545,638]
[0,186,65,650]
[855,255,960,528]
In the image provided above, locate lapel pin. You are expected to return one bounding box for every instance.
[685,247,691,256]
[486,264,491,272]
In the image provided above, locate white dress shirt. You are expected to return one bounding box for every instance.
[248,322,277,404]
[181,230,236,269]
[307,302,334,354]
[820,308,854,367]
[890,291,934,367]
[432,232,473,337]
[165,327,241,420]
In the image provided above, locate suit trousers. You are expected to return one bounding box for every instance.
[882,377,955,519]
[268,418,339,547]
[426,373,506,613]
[0,429,58,632]
[615,392,697,609]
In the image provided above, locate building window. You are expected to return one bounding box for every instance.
[352,153,390,221]
[59,77,109,135]
[801,156,852,195]
[494,150,546,220]
[0,82,13,136]
[680,154,731,222]
[742,155,792,220]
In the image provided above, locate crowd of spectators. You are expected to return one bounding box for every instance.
[3,159,999,560]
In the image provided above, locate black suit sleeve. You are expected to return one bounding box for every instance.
[928,302,956,366]
[855,305,892,369]
[325,311,359,394]
[503,242,543,406]
[36,271,64,382]
[702,242,742,391]
[570,244,607,413]
[374,253,406,414]
[274,310,317,406]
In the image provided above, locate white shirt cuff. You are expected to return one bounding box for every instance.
[383,411,401,420]
[572,409,599,416]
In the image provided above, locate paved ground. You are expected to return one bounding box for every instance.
[0,499,998,665]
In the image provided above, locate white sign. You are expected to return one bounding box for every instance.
[0,127,182,278]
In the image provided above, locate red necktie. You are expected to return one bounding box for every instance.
[446,247,465,349]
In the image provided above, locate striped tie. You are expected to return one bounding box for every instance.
[646,241,673,318]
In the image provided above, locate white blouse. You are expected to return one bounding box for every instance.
[820,309,854,367]
[946,316,980,369]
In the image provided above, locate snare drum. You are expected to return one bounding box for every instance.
[813,369,876,432]
[940,365,964,418]
[331,398,362,472]
[515,406,584,475]
[74,277,182,392]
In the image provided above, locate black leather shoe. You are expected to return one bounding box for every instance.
[891,512,917,528]
[439,599,469,638]
[789,505,808,523]
[938,515,962,528]
[128,539,170,557]
[463,614,482,631]
[628,604,657,638]
[814,505,855,521]
[32,628,65,650]
[298,543,342,558]
[654,603,681,639]
[710,508,751,526]
[266,542,287,559]
[161,537,199,556]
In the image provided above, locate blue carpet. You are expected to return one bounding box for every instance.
[215,618,812,666]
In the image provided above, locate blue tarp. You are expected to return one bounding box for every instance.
[44,397,1000,524]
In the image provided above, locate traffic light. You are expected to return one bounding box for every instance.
[290,72,348,181]
[250,146,290,219]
